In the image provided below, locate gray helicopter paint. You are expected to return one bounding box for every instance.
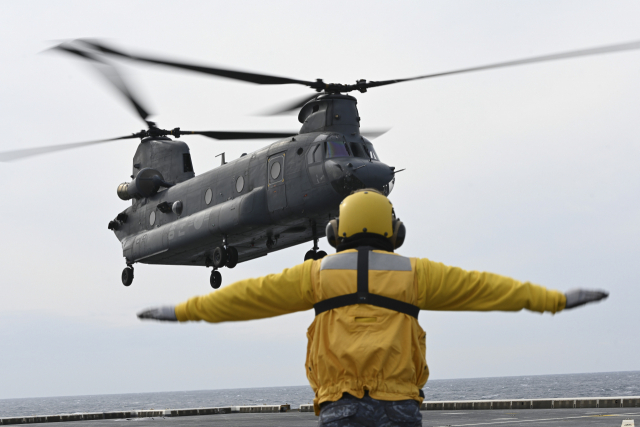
[131,138,194,185]
[112,95,395,268]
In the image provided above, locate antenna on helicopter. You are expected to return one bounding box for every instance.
[215,152,226,166]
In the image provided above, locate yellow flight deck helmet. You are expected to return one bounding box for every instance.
[326,189,406,249]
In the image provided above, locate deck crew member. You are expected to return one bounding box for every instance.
[138,189,608,427]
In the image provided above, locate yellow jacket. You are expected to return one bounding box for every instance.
[175,249,566,414]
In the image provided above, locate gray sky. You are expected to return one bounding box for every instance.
[1,0,639,400]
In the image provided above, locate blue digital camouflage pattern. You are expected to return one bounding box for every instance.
[318,394,421,427]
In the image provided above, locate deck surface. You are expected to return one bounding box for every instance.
[43,408,639,426]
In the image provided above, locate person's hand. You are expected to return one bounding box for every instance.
[564,289,609,310]
[137,306,177,321]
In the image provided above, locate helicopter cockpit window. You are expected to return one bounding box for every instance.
[366,145,379,160]
[350,143,368,159]
[307,144,323,164]
[325,137,350,159]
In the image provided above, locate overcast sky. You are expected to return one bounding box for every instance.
[1,0,639,400]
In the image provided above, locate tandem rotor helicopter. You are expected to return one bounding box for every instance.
[1,39,639,289]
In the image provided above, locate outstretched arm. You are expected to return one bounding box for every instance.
[138,260,316,323]
[415,259,606,313]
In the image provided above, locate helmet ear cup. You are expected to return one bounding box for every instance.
[326,219,340,248]
[389,220,406,249]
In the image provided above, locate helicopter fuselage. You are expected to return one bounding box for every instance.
[110,95,395,270]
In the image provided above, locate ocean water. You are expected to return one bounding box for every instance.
[1,371,638,417]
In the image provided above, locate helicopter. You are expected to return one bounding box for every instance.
[0,41,394,289]
[2,39,639,289]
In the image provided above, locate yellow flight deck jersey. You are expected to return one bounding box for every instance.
[175,249,566,414]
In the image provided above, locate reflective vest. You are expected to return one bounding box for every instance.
[306,247,428,413]
[314,247,420,318]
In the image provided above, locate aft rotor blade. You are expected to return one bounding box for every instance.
[258,93,321,115]
[364,40,640,89]
[78,39,320,88]
[180,130,297,140]
[53,42,152,124]
[0,134,139,162]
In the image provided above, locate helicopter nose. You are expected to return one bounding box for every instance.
[325,159,394,197]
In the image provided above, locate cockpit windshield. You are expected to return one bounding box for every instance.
[349,142,368,159]
[349,141,380,161]
[321,134,381,161]
[362,137,380,160]
[365,143,379,160]
[325,136,350,158]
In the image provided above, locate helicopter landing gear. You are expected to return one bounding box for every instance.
[208,237,238,288]
[212,246,227,268]
[226,246,238,269]
[304,250,316,261]
[122,265,134,287]
[266,237,275,250]
[213,244,238,269]
[210,270,222,289]
[304,224,327,261]
[305,249,327,261]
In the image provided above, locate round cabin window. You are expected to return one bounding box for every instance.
[205,188,213,205]
[270,161,281,180]
[236,176,245,193]
[149,210,156,226]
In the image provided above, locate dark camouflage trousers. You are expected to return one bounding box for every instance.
[318,393,422,427]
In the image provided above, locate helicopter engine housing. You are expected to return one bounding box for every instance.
[117,167,172,200]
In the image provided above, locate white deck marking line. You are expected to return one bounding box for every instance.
[435,413,639,426]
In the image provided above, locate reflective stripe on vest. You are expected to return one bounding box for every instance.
[313,247,420,318]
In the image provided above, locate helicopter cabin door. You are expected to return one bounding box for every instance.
[267,153,286,211]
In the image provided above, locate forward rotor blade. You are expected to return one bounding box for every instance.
[78,39,319,88]
[53,42,152,124]
[257,93,321,115]
[364,40,640,89]
[79,39,640,95]
[180,130,297,140]
[360,129,390,139]
[0,134,139,162]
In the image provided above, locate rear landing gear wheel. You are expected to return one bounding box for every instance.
[210,270,222,289]
[226,246,238,269]
[304,250,327,261]
[304,221,327,261]
[122,266,134,287]
[212,246,227,268]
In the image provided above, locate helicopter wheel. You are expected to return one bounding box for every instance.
[304,250,316,261]
[212,246,227,268]
[226,246,238,269]
[122,266,134,287]
[316,250,327,260]
[210,270,222,289]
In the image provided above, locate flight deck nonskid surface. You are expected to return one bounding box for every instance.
[43,409,639,427]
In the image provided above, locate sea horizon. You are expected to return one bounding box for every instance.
[1,370,638,417]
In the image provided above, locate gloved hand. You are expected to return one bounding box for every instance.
[137,306,177,321]
[564,289,609,310]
